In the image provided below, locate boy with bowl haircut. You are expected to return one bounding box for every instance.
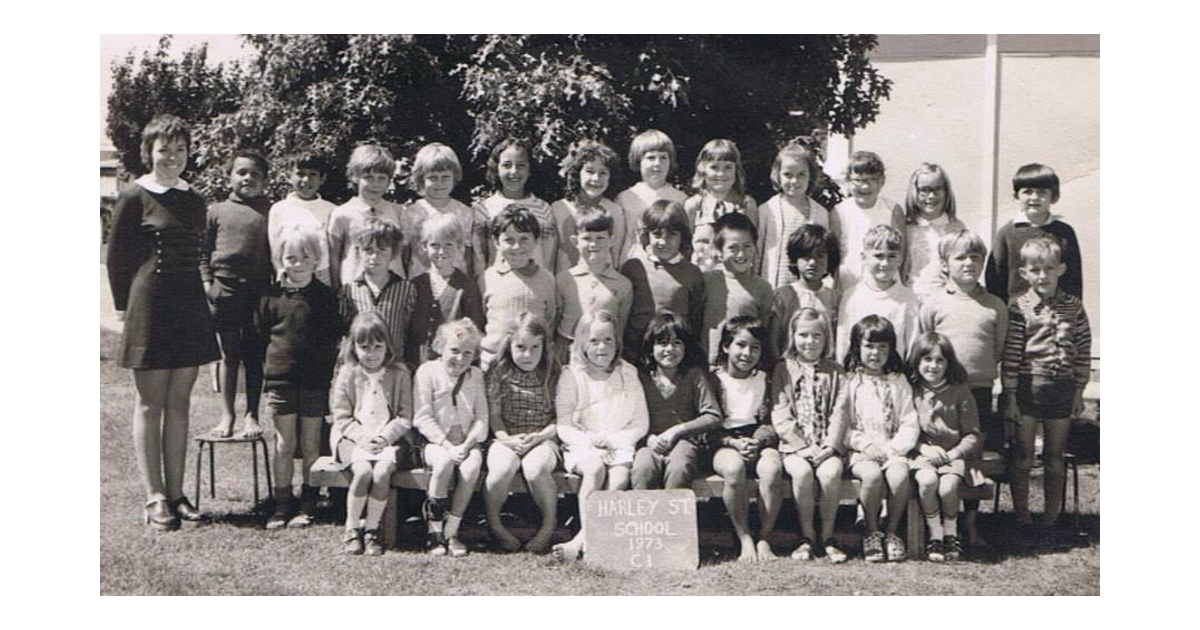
[338,216,411,363]
[202,148,273,439]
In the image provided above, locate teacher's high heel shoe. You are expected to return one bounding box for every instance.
[144,499,180,531]
[169,497,203,522]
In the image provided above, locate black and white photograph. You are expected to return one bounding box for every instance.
[94,31,1103,598]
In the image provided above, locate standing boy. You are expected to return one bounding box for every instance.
[985,163,1083,303]
[338,217,411,363]
[555,207,632,364]
[835,224,919,361]
[328,144,404,291]
[202,149,273,438]
[1002,236,1090,544]
[268,153,336,286]
[919,228,1008,549]
[700,213,775,363]
[480,205,559,371]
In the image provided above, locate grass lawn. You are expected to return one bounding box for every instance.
[100,330,1099,595]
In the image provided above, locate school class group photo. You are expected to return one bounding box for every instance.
[107,110,1090,568]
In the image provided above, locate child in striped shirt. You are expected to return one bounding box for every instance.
[1002,235,1090,543]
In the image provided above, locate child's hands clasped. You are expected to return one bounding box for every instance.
[919,443,950,467]
[365,435,388,455]
[649,427,682,455]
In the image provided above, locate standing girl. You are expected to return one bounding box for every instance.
[903,163,966,300]
[330,312,415,556]
[907,332,981,561]
[107,114,221,529]
[771,308,850,563]
[766,224,841,368]
[553,310,650,563]
[758,142,830,289]
[842,315,920,562]
[684,139,759,270]
[631,313,723,492]
[413,319,489,557]
[710,316,784,562]
[552,139,627,270]
[615,129,689,265]
[401,142,484,278]
[473,138,557,272]
[484,314,562,554]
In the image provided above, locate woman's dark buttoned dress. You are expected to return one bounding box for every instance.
[107,181,220,369]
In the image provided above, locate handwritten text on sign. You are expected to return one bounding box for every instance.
[584,489,698,571]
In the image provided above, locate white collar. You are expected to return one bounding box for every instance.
[1012,210,1058,227]
[136,174,190,194]
[647,252,684,265]
[915,213,951,227]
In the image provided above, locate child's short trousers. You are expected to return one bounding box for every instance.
[207,275,263,333]
[1016,375,1076,419]
[264,387,330,417]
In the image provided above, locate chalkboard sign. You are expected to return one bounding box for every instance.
[583,489,699,571]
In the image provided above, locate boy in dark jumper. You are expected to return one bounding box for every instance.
[202,149,273,438]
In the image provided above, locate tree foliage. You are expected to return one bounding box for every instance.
[107,34,891,207]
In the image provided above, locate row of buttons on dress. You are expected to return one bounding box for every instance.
[153,229,204,275]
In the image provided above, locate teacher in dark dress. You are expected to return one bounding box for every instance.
[107,115,221,530]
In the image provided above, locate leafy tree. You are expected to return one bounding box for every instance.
[106,36,244,180]
[107,34,891,207]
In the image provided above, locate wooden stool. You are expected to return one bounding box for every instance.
[194,435,274,509]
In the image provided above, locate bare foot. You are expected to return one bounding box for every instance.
[241,415,264,439]
[552,538,584,564]
[738,534,758,562]
[756,539,778,560]
[490,526,522,552]
[209,415,235,438]
[525,528,555,555]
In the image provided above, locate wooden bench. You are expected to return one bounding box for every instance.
[311,451,1003,558]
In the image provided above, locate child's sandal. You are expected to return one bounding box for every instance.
[363,529,384,556]
[863,531,885,563]
[342,528,364,555]
[790,538,814,561]
[943,535,963,561]
[926,539,946,562]
[885,533,907,562]
[427,531,447,556]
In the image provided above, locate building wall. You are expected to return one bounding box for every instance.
[843,38,1100,354]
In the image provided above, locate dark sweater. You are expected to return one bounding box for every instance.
[637,367,723,442]
[256,280,341,391]
[201,193,273,286]
[620,255,706,361]
[985,218,1083,303]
